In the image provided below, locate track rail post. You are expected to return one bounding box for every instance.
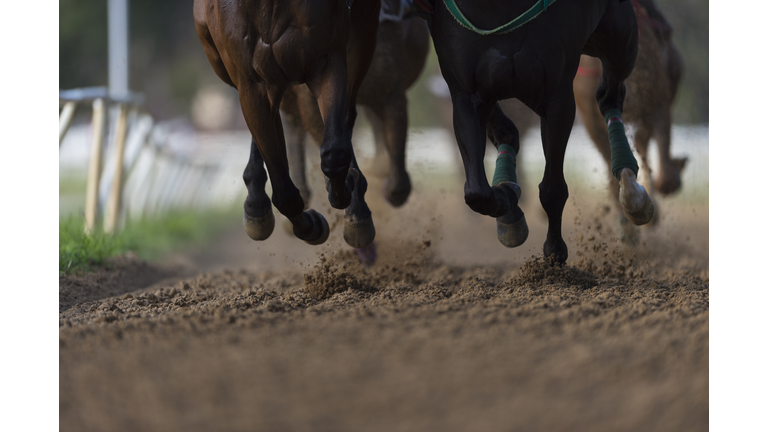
[84,99,106,234]
[59,101,77,147]
[104,103,129,234]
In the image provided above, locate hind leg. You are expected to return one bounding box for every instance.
[653,107,687,196]
[240,83,329,245]
[362,106,391,178]
[339,1,380,247]
[367,94,412,207]
[242,137,276,241]
[282,90,312,207]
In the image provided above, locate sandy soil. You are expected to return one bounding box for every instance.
[59,173,708,432]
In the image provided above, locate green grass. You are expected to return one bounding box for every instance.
[59,206,240,274]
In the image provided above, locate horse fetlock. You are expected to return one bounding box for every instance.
[383,171,411,207]
[496,206,528,248]
[488,182,520,218]
[464,185,497,216]
[543,238,568,264]
[656,157,687,196]
[243,208,275,241]
[619,168,654,225]
[325,175,353,209]
[293,209,330,245]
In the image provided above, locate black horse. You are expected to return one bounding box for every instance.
[416,0,653,263]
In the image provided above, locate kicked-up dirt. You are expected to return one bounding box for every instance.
[59,175,708,432]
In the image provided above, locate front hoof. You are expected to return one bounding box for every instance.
[656,157,688,196]
[619,169,654,226]
[343,214,376,248]
[496,206,528,248]
[298,209,330,246]
[543,239,568,264]
[244,210,275,241]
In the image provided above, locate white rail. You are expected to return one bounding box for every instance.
[60,87,243,235]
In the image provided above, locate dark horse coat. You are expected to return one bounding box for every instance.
[416,0,651,262]
[194,0,381,248]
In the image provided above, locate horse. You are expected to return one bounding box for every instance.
[194,0,381,249]
[414,0,654,263]
[281,0,430,210]
[573,0,686,241]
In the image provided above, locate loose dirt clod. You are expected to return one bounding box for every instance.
[512,255,599,289]
[303,252,372,299]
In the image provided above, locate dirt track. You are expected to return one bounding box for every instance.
[59,173,709,431]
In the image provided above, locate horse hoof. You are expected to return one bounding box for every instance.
[383,175,411,208]
[243,210,275,241]
[299,209,330,246]
[496,206,529,248]
[343,214,376,248]
[619,169,654,226]
[657,156,688,196]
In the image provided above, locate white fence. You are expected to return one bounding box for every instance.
[59,87,246,234]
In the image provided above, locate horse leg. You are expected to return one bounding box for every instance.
[486,103,529,246]
[587,0,653,227]
[242,137,276,241]
[370,94,412,207]
[573,56,620,206]
[362,106,391,178]
[653,107,687,196]
[282,89,312,207]
[452,92,524,246]
[240,83,329,245]
[339,0,380,248]
[538,86,576,263]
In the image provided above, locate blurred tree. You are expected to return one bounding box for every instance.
[657,0,709,124]
[60,0,223,121]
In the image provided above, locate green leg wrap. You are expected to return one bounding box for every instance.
[492,143,518,186]
[604,109,639,180]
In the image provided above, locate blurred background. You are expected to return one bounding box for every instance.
[60,0,708,128]
[58,0,708,271]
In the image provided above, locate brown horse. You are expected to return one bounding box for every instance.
[194,0,381,248]
[574,0,686,239]
[416,0,653,263]
[281,0,430,209]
